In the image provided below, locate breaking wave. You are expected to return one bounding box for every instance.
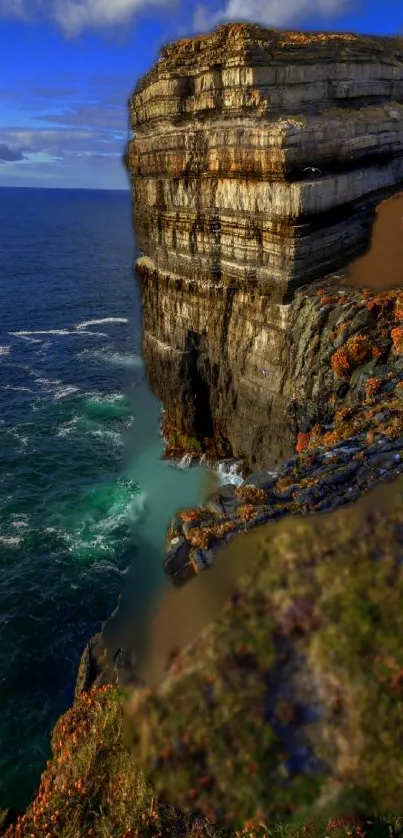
[75,317,128,330]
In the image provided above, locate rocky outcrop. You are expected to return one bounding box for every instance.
[127,24,403,293]
[126,23,403,470]
[126,474,403,825]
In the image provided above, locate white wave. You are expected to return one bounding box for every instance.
[33,377,80,401]
[88,428,124,447]
[10,514,29,529]
[56,410,128,443]
[92,559,130,576]
[56,417,79,438]
[215,460,245,486]
[75,317,128,330]
[12,334,42,344]
[77,348,143,368]
[53,385,81,400]
[0,535,22,547]
[59,487,147,560]
[178,452,193,469]
[0,345,11,356]
[85,392,128,404]
[34,377,62,387]
[1,427,29,451]
[10,328,107,341]
[3,385,33,393]
[11,329,71,337]
[125,490,147,526]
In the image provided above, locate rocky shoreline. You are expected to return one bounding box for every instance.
[163,279,403,584]
[4,20,403,836]
[165,431,403,585]
[73,276,403,698]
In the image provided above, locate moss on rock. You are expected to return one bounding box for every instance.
[125,476,403,828]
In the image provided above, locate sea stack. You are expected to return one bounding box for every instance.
[125,24,403,470]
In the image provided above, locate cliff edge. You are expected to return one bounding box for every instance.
[126,22,403,472]
[4,22,403,838]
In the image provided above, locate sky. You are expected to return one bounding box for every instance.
[0,0,402,190]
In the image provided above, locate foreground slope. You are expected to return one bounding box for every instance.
[4,475,403,836]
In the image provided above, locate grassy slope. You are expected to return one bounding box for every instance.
[4,476,403,838]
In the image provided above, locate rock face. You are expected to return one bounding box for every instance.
[126,23,403,471]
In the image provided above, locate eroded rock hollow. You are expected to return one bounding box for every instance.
[125,23,403,471]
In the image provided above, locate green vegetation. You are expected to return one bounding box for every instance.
[124,477,403,828]
[5,476,403,837]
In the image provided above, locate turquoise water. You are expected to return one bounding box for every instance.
[0,187,213,810]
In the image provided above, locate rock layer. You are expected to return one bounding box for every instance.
[126,23,403,470]
[127,24,403,294]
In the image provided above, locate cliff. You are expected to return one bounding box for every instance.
[4,22,403,838]
[5,476,403,836]
[126,22,403,471]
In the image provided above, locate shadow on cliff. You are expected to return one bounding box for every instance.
[118,188,403,696]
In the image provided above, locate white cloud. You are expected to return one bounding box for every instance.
[0,0,176,35]
[193,0,353,33]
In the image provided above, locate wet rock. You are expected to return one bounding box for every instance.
[182,520,203,539]
[243,471,278,490]
[273,483,301,502]
[75,633,110,699]
[292,484,326,507]
[326,461,360,485]
[164,538,191,580]
[216,483,237,500]
[205,496,226,515]
[332,437,360,451]
[191,548,215,571]
[350,307,373,332]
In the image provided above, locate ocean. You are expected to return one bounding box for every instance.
[0,186,240,811]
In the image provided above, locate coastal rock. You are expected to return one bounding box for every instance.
[128,24,403,294]
[163,431,403,583]
[74,632,116,699]
[126,23,403,471]
[125,475,403,824]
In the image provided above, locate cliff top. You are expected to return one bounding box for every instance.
[160,21,403,59]
[133,22,403,94]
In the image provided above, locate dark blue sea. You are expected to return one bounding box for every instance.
[0,187,240,811]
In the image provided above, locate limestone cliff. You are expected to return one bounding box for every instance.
[126,23,403,471]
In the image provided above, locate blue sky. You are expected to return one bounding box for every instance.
[0,0,402,190]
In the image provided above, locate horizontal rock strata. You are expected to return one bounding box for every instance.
[163,281,403,582]
[127,23,403,296]
[126,24,403,471]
